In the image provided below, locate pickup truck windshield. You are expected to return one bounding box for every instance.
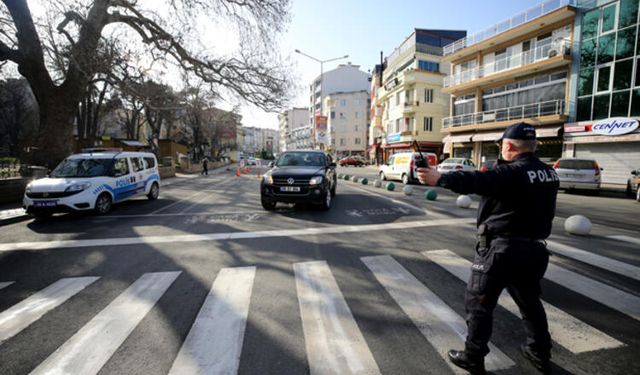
[276,152,325,167]
[50,159,114,178]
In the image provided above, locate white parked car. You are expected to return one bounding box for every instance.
[553,158,602,192]
[247,157,257,166]
[437,158,477,173]
[379,152,437,185]
[23,151,160,218]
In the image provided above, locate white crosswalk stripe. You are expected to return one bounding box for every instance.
[30,272,180,375]
[169,267,256,375]
[294,260,382,375]
[361,255,515,373]
[0,281,14,291]
[547,239,640,281]
[0,277,98,345]
[422,249,625,353]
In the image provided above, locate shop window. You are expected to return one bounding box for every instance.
[631,89,640,116]
[596,65,612,92]
[593,94,611,120]
[616,28,637,60]
[578,68,594,96]
[614,59,633,90]
[582,8,600,40]
[618,0,639,29]
[577,96,593,121]
[580,39,597,67]
[611,90,631,116]
[597,34,615,64]
[601,3,617,34]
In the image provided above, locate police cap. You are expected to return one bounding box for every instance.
[500,122,536,141]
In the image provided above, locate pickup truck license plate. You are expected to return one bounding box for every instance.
[280,186,300,192]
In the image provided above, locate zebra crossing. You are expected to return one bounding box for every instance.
[0,239,638,374]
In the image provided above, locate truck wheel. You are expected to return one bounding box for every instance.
[261,196,276,210]
[320,191,332,210]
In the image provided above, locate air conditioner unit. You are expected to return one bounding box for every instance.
[548,49,558,58]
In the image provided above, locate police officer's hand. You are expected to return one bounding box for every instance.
[417,167,440,186]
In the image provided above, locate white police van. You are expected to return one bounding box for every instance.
[23,150,160,218]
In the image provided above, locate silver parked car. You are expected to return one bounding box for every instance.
[626,168,640,202]
[553,158,602,192]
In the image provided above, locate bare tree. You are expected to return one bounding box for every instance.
[0,78,38,159]
[0,0,292,165]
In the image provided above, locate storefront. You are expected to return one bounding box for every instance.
[382,132,443,163]
[563,118,640,185]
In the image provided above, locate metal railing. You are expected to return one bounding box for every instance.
[444,39,571,87]
[443,0,575,56]
[442,99,565,129]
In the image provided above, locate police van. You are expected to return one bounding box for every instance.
[23,150,160,218]
[379,151,437,185]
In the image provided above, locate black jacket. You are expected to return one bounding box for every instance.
[438,153,559,239]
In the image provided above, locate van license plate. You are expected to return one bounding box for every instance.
[280,186,300,192]
[34,201,57,207]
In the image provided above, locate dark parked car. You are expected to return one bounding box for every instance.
[260,151,337,210]
[626,168,640,202]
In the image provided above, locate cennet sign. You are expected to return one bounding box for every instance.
[591,118,639,136]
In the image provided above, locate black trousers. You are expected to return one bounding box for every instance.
[464,238,551,359]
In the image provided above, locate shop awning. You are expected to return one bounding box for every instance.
[471,131,504,142]
[536,127,561,138]
[448,134,473,143]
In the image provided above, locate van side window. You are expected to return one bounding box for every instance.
[131,158,145,172]
[144,157,156,169]
[112,158,129,177]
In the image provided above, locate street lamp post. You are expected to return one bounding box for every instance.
[294,49,348,150]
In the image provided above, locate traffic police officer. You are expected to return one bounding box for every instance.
[417,122,559,374]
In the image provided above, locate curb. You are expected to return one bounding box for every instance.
[0,208,29,226]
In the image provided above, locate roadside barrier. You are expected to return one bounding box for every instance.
[565,215,592,235]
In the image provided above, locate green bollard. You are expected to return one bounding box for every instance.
[361,178,368,185]
[344,175,350,181]
[425,189,438,201]
[385,182,396,191]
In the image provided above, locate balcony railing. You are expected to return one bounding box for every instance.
[442,99,565,129]
[444,39,571,88]
[443,0,575,56]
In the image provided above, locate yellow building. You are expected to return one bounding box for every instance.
[375,29,466,162]
[441,0,576,165]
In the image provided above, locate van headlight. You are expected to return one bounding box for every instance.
[25,183,33,194]
[263,174,273,185]
[309,176,323,185]
[65,182,92,192]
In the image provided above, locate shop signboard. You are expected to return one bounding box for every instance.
[387,133,401,142]
[315,116,329,144]
[591,118,638,136]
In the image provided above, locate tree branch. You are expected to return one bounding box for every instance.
[0,38,21,63]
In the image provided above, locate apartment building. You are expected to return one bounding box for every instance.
[323,90,369,157]
[563,0,640,184]
[375,29,466,162]
[441,0,576,165]
[278,108,310,151]
[243,126,279,155]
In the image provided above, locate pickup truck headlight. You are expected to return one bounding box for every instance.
[263,174,273,185]
[65,182,92,192]
[309,176,323,185]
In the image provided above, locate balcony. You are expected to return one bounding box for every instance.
[442,99,565,132]
[403,101,420,114]
[443,0,576,56]
[443,39,571,92]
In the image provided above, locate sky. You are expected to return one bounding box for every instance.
[242,0,548,129]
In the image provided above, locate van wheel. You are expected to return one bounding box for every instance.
[636,185,640,202]
[147,182,159,200]
[380,172,386,181]
[94,193,113,215]
[402,174,410,185]
[626,182,633,197]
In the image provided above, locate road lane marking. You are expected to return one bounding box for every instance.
[607,235,640,247]
[0,281,14,290]
[545,263,640,321]
[0,277,99,345]
[0,217,475,251]
[30,272,180,375]
[546,240,640,281]
[169,267,256,375]
[361,255,514,373]
[422,250,624,353]
[179,178,236,214]
[294,261,381,375]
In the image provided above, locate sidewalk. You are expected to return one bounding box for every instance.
[0,165,234,226]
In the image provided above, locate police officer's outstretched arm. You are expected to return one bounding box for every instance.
[437,167,517,197]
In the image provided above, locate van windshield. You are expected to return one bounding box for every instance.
[51,158,114,178]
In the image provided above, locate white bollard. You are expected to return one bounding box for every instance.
[373,179,382,188]
[403,185,414,195]
[456,195,472,209]
[564,215,592,235]
[351,176,359,183]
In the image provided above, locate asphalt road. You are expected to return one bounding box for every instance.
[0,167,638,375]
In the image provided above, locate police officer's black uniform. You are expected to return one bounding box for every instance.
[437,123,559,374]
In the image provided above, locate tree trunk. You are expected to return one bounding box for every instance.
[32,93,77,168]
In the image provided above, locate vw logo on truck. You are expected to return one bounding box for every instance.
[591,117,639,136]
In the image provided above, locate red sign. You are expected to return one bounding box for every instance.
[564,125,586,133]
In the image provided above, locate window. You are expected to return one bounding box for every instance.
[340,112,346,119]
[582,8,599,40]
[593,94,611,120]
[418,60,440,72]
[396,92,400,105]
[578,68,594,96]
[144,157,156,169]
[424,88,433,103]
[113,158,129,176]
[423,117,433,132]
[131,157,145,172]
[355,138,361,145]
[355,112,360,119]
[616,28,637,60]
[340,138,345,146]
[596,65,612,92]
[580,39,597,67]
[330,111,335,119]
[597,34,615,64]
[355,124,358,131]
[495,49,507,71]
[619,0,639,29]
[340,99,347,107]
[577,96,593,121]
[601,3,617,34]
[632,89,640,116]
[395,118,401,132]
[611,91,631,116]
[614,59,633,90]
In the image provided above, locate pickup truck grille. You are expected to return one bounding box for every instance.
[273,177,310,186]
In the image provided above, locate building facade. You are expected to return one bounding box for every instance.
[441,0,575,166]
[375,29,466,163]
[242,126,279,156]
[563,0,640,184]
[322,90,369,157]
[278,108,310,151]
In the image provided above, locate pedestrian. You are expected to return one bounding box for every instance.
[417,122,559,375]
[201,158,208,176]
